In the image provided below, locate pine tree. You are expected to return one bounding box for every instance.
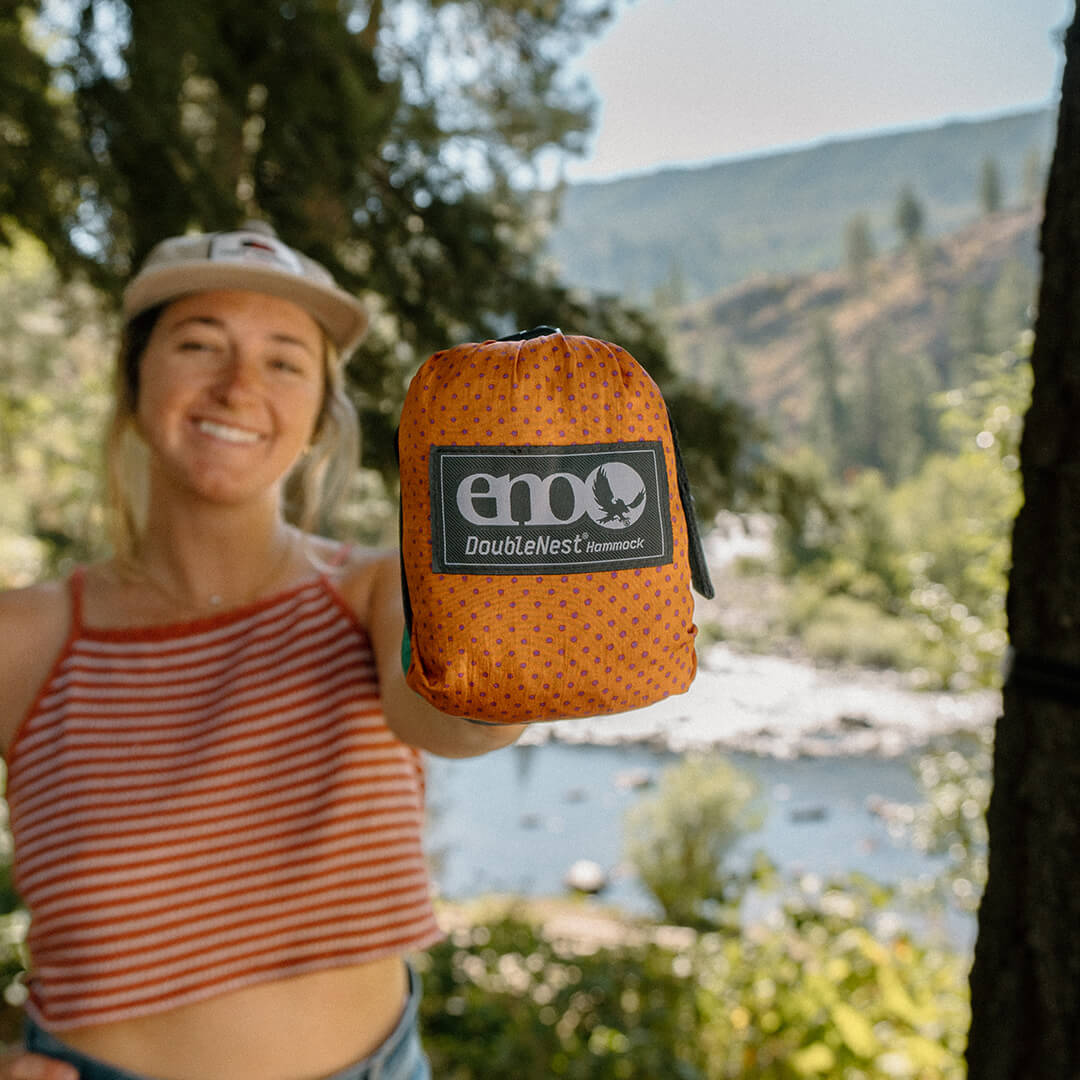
[652,259,688,313]
[1022,147,1046,209]
[980,156,1004,215]
[844,213,875,288]
[850,332,934,482]
[807,314,848,472]
[854,337,886,474]
[878,349,937,482]
[987,258,1038,351]
[716,343,751,406]
[895,184,926,247]
[948,283,991,382]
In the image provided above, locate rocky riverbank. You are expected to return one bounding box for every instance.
[517,519,1001,759]
[520,640,999,759]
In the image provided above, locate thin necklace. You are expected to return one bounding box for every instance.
[121,526,299,616]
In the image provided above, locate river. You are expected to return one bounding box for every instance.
[424,639,997,951]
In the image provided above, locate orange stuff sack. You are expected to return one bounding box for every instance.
[397,328,714,724]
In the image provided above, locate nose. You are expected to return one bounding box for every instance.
[211,349,260,404]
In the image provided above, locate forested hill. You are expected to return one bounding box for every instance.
[667,205,1040,467]
[546,107,1053,303]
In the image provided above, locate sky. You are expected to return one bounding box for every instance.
[556,0,1072,183]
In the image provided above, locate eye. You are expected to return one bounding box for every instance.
[268,356,308,375]
[177,337,220,353]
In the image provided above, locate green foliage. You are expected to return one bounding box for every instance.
[766,338,1028,686]
[768,461,901,592]
[419,916,706,1079]
[888,346,1029,686]
[2,1,749,511]
[0,5,87,261]
[660,386,763,522]
[623,755,763,928]
[695,877,969,1079]
[793,595,930,672]
[888,453,1016,687]
[0,230,114,582]
[671,203,1037,477]
[760,446,836,576]
[419,880,971,1079]
[4,1,601,454]
[932,345,1030,462]
[908,732,992,912]
[16,0,613,283]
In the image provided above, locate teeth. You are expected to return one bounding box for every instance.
[197,420,261,445]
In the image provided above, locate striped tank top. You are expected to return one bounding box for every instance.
[5,570,444,1031]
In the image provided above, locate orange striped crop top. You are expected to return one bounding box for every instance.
[5,570,444,1031]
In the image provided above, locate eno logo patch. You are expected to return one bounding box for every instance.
[429,441,674,574]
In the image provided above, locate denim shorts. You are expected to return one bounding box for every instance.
[23,965,430,1080]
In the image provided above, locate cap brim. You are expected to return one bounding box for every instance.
[122,261,369,358]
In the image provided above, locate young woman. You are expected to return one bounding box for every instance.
[0,224,523,1080]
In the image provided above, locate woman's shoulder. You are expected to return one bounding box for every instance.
[0,577,71,640]
[304,536,397,620]
[0,577,74,753]
[304,536,395,576]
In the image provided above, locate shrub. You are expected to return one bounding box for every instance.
[796,593,931,671]
[420,880,970,1080]
[418,915,707,1079]
[623,755,763,928]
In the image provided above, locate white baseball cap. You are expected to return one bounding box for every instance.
[122,222,369,358]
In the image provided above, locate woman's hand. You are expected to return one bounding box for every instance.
[0,1052,78,1080]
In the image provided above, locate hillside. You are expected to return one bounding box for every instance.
[546,107,1053,303]
[666,206,1040,438]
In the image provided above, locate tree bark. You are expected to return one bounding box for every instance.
[966,9,1080,1079]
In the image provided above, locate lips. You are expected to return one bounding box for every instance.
[193,418,264,445]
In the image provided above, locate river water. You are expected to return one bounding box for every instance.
[427,742,937,895]
[424,641,997,951]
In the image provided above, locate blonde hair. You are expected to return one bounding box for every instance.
[103,304,361,559]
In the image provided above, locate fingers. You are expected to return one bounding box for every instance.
[2,1053,79,1080]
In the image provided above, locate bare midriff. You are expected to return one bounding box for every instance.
[55,957,409,1080]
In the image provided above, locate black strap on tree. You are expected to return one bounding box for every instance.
[1004,649,1080,705]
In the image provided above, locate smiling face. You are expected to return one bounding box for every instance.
[135,289,327,510]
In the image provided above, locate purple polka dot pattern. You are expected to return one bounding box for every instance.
[398,331,700,723]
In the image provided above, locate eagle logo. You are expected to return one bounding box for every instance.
[586,463,647,530]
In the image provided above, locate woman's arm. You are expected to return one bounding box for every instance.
[0,583,70,756]
[349,551,525,758]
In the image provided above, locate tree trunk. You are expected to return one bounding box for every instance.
[966,10,1080,1079]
